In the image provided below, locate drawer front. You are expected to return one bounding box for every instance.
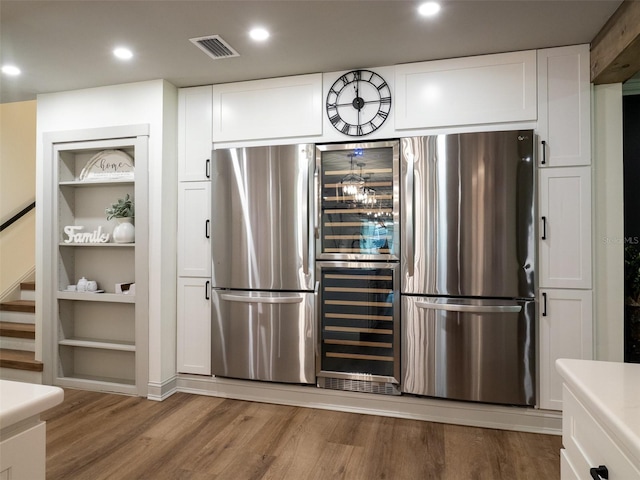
[563,385,640,479]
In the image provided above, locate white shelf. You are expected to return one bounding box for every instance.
[59,338,136,352]
[59,179,134,187]
[57,291,136,303]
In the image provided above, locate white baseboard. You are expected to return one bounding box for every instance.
[0,267,35,303]
[175,374,562,435]
[147,375,178,401]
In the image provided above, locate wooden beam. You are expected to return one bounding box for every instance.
[591,0,640,84]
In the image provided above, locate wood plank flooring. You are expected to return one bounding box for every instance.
[42,389,562,480]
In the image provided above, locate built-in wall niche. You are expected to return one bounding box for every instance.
[623,85,640,364]
[57,246,134,294]
[58,346,136,385]
[58,301,135,345]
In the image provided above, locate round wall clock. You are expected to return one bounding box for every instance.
[326,69,391,137]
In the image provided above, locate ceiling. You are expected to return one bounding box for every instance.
[0,0,625,104]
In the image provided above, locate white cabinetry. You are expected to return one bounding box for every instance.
[539,166,592,289]
[176,277,211,375]
[557,359,640,480]
[212,73,323,143]
[539,289,593,410]
[43,126,149,396]
[536,45,593,411]
[394,50,537,130]
[177,91,212,375]
[177,182,211,277]
[178,86,213,182]
[537,45,591,167]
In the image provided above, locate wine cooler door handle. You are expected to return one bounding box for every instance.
[416,301,522,313]
[220,294,303,304]
[590,465,609,480]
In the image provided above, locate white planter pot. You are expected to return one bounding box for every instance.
[113,217,135,243]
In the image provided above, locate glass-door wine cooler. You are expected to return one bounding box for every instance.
[316,262,400,394]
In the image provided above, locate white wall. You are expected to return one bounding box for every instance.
[36,80,178,387]
[0,101,37,295]
[592,83,624,361]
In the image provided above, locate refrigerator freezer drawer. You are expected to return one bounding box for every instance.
[211,290,315,384]
[401,296,536,406]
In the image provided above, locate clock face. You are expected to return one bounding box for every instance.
[326,69,391,137]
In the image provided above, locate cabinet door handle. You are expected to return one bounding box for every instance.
[541,140,547,165]
[205,219,210,238]
[541,216,547,240]
[542,292,547,317]
[205,158,211,178]
[590,465,609,480]
[205,280,210,300]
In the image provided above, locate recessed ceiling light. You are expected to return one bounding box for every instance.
[2,65,21,76]
[418,1,441,17]
[113,47,133,60]
[249,28,270,42]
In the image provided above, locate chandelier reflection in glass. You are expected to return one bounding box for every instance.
[339,149,377,209]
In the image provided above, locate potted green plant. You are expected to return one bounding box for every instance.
[106,194,135,243]
[624,244,640,362]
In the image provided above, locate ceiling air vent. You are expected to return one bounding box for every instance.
[190,35,240,60]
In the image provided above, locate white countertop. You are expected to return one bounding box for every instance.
[0,380,64,430]
[556,358,640,465]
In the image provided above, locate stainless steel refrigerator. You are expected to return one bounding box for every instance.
[210,144,316,384]
[400,130,536,406]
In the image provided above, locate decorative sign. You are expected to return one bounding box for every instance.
[79,150,134,181]
[64,225,110,243]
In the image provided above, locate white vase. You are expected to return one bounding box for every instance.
[113,217,135,243]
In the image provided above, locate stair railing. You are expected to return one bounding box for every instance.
[0,201,36,233]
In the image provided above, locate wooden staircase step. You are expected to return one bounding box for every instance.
[0,300,35,313]
[0,349,43,372]
[0,321,35,339]
[20,281,36,291]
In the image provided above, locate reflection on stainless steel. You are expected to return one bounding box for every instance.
[401,132,535,298]
[402,297,536,406]
[211,144,315,384]
[211,144,314,291]
[400,130,536,406]
[211,290,315,384]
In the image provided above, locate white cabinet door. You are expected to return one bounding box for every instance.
[177,277,211,375]
[212,73,322,143]
[177,182,211,277]
[394,50,537,129]
[539,289,592,410]
[539,167,592,289]
[537,45,591,167]
[179,86,213,182]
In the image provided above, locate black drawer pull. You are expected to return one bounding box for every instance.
[542,292,547,317]
[541,216,547,240]
[541,140,547,165]
[205,158,211,178]
[590,465,609,480]
[205,219,210,239]
[205,280,210,300]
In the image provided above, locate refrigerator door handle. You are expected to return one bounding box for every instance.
[314,163,320,239]
[220,293,304,304]
[405,148,415,276]
[416,301,522,314]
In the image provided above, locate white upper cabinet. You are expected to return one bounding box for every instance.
[179,86,213,182]
[537,45,591,167]
[212,74,323,143]
[394,50,537,130]
[539,166,592,289]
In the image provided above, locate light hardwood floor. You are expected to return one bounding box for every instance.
[42,389,561,479]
